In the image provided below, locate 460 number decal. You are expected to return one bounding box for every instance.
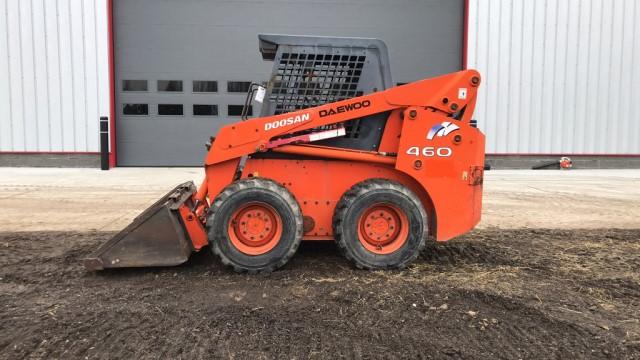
[406,146,452,157]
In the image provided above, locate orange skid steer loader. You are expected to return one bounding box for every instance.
[84,35,485,273]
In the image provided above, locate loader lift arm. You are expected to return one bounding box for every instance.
[205,70,480,167]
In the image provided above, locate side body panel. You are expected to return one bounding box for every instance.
[238,149,484,242]
[395,107,485,240]
[239,159,433,240]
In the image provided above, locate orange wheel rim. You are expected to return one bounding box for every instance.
[228,202,283,255]
[357,203,409,254]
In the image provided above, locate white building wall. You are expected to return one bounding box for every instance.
[0,0,110,152]
[1,0,638,156]
[468,0,640,154]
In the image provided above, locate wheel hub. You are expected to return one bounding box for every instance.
[358,204,409,254]
[229,202,282,255]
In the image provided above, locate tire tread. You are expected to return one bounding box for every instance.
[332,179,427,270]
[207,177,303,273]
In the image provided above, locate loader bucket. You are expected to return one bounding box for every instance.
[83,182,198,270]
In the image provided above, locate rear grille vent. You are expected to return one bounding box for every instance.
[270,53,366,115]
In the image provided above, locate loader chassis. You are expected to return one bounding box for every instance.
[239,159,433,240]
[84,35,485,272]
[201,70,485,240]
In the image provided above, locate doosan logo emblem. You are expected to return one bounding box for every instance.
[427,121,460,140]
[264,113,311,131]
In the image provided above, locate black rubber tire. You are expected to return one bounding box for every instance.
[207,177,303,273]
[333,179,427,270]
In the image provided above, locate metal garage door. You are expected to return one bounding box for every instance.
[114,0,464,166]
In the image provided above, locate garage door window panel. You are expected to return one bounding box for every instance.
[194,104,218,116]
[158,80,183,92]
[123,80,148,92]
[227,81,251,93]
[123,104,149,116]
[158,104,184,116]
[193,81,218,93]
[228,105,251,116]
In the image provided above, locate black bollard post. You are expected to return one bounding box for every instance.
[100,116,109,170]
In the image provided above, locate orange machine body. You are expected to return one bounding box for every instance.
[180,70,485,246]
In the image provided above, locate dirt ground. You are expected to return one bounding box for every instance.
[1,228,639,359]
[1,169,639,359]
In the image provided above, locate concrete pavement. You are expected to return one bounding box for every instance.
[0,167,638,232]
